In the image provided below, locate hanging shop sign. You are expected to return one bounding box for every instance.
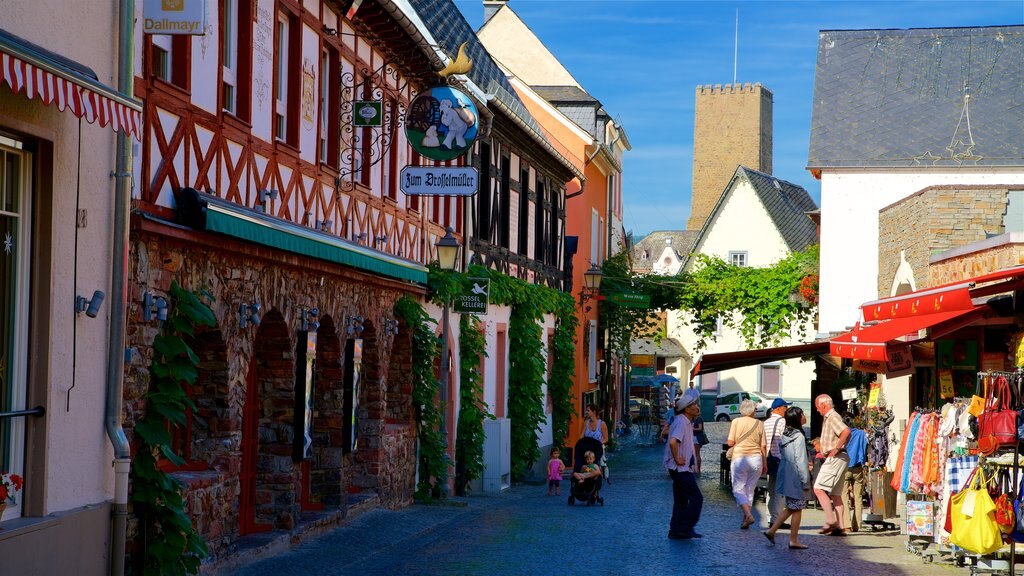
[405,86,478,161]
[605,291,651,309]
[455,277,489,315]
[143,0,207,35]
[353,101,382,127]
[400,166,479,196]
[841,387,857,401]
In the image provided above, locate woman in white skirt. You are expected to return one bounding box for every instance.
[726,399,766,529]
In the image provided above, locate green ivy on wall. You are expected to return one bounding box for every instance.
[132,282,212,575]
[393,295,445,501]
[455,314,492,495]
[429,264,577,482]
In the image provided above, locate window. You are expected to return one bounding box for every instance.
[590,209,599,265]
[0,142,31,521]
[221,0,239,114]
[701,372,719,394]
[499,157,510,248]
[713,316,724,336]
[476,142,490,239]
[587,320,598,382]
[274,12,299,144]
[760,365,781,395]
[518,169,529,255]
[548,191,559,267]
[1007,190,1024,234]
[150,35,187,87]
[534,180,545,262]
[729,251,748,267]
[319,50,330,163]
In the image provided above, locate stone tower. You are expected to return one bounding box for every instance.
[687,83,773,231]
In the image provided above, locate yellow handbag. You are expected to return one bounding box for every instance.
[968,395,986,417]
[949,466,1004,555]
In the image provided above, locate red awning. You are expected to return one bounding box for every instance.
[1,29,142,139]
[831,305,991,361]
[860,264,1024,321]
[689,341,830,380]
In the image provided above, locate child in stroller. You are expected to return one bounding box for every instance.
[568,437,604,506]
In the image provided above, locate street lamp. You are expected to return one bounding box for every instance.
[435,227,461,497]
[579,265,603,306]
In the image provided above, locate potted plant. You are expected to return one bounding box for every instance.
[0,471,23,516]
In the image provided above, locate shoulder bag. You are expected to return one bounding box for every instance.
[949,465,1004,555]
[766,418,783,475]
[994,469,1015,535]
[978,376,1018,454]
[725,421,757,461]
[1010,470,1024,543]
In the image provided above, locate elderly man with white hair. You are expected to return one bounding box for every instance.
[813,394,851,536]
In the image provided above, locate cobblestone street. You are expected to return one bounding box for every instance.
[226,423,967,576]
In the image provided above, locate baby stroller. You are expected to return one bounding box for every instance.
[568,436,604,506]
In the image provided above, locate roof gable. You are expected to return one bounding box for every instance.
[809,26,1024,169]
[682,167,817,270]
[632,230,697,273]
[477,5,583,88]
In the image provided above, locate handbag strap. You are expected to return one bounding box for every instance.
[733,420,758,447]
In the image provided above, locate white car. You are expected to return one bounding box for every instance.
[714,391,773,421]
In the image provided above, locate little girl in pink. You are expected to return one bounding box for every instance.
[547,448,565,496]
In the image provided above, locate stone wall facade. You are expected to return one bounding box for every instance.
[688,83,773,231]
[878,185,1009,295]
[930,240,1024,286]
[124,222,421,566]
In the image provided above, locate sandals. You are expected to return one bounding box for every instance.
[789,543,809,550]
[740,516,755,529]
[763,531,775,545]
[817,523,839,534]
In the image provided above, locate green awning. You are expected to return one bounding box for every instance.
[175,188,428,285]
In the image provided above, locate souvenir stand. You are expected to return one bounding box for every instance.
[900,370,1024,575]
[863,404,898,531]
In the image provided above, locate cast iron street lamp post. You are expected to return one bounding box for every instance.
[435,227,461,498]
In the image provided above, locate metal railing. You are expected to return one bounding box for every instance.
[0,406,45,420]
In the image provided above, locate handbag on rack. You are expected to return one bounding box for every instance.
[994,469,1015,535]
[949,465,1004,554]
[977,376,1018,455]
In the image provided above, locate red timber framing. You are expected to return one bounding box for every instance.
[135,0,461,270]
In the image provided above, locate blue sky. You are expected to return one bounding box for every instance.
[454,0,1024,239]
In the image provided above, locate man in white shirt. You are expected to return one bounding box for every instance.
[764,397,791,528]
[664,388,704,540]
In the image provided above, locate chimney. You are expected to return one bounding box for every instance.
[483,0,509,23]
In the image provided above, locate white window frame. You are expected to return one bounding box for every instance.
[319,50,330,163]
[274,13,290,141]
[221,0,239,114]
[151,35,174,82]
[0,143,32,521]
[588,320,598,383]
[729,251,748,267]
[590,209,599,266]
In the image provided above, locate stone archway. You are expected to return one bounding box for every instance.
[311,315,344,508]
[244,308,297,532]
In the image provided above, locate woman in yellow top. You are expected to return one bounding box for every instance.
[727,399,767,529]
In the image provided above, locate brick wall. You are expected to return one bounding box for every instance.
[125,229,419,564]
[930,243,1024,286]
[878,186,1008,295]
[688,83,773,231]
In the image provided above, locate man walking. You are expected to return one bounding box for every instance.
[813,394,850,536]
[841,415,867,532]
[665,388,704,540]
[764,397,791,528]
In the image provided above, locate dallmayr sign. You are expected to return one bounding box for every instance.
[400,166,478,196]
[144,0,207,35]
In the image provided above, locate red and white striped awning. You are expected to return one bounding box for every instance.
[1,31,142,140]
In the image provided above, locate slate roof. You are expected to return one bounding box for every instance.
[630,337,688,359]
[632,230,697,273]
[681,167,818,270]
[808,26,1024,168]
[406,0,548,144]
[533,85,600,104]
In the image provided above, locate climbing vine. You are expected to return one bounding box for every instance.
[131,281,212,575]
[678,244,819,352]
[430,264,577,482]
[394,295,445,501]
[455,314,492,495]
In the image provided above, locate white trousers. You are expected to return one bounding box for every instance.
[731,455,762,507]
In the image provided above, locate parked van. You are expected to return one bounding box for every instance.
[714,391,772,421]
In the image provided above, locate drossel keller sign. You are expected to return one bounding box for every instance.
[400,166,478,196]
[144,0,207,35]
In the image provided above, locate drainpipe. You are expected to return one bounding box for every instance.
[108,0,135,573]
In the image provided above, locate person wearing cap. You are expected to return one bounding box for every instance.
[764,397,792,528]
[664,388,703,540]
